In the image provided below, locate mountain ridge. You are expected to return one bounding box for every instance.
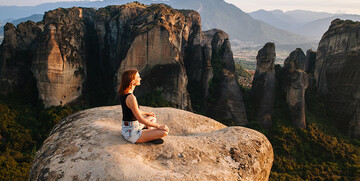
[249,9,360,40]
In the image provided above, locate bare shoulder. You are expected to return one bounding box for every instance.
[126,93,136,101]
[126,93,137,107]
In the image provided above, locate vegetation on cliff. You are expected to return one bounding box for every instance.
[0,93,82,180]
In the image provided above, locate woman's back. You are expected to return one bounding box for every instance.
[120,93,136,121]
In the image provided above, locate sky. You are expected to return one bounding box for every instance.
[224,0,360,14]
[0,0,359,15]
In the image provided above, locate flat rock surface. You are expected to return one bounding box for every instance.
[30,106,273,180]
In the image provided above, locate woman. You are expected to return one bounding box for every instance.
[119,69,169,144]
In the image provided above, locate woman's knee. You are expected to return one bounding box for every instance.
[146,115,156,123]
[150,117,157,123]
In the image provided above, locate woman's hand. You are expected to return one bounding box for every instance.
[146,112,156,117]
[158,124,169,132]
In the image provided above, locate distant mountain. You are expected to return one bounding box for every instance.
[249,9,334,33]
[296,14,360,40]
[163,0,311,44]
[0,14,43,43]
[249,9,360,40]
[0,18,15,26]
[277,10,334,25]
[0,0,310,45]
[249,9,294,31]
[9,14,43,26]
[0,1,112,20]
[0,19,15,42]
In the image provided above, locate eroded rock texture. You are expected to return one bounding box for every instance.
[251,42,276,128]
[29,106,273,180]
[315,19,360,138]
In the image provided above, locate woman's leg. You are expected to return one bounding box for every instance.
[136,129,168,143]
[136,115,167,143]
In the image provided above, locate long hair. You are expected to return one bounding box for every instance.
[118,69,138,96]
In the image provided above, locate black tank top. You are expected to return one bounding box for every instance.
[120,93,136,121]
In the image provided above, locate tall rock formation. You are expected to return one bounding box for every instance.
[29,106,273,180]
[315,19,360,138]
[0,3,195,109]
[113,4,194,110]
[282,48,308,128]
[31,8,94,106]
[252,45,308,129]
[304,49,317,92]
[305,49,316,74]
[0,3,248,123]
[0,21,41,96]
[251,42,276,128]
[184,29,247,125]
[285,69,308,128]
[277,48,309,128]
[284,48,306,71]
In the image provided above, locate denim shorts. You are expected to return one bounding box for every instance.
[122,121,145,143]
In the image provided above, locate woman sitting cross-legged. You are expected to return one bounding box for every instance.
[118,69,169,144]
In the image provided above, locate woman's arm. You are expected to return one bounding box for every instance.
[139,110,156,117]
[126,94,162,129]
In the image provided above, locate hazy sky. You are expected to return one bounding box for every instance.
[224,0,360,14]
[0,0,359,14]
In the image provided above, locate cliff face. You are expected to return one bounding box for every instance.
[115,4,193,110]
[315,19,360,138]
[29,106,273,180]
[31,7,94,106]
[0,2,248,124]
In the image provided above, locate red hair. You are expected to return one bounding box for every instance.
[118,69,138,96]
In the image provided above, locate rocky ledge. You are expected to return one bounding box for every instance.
[29,106,273,180]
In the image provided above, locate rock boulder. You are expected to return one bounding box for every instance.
[29,106,273,180]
